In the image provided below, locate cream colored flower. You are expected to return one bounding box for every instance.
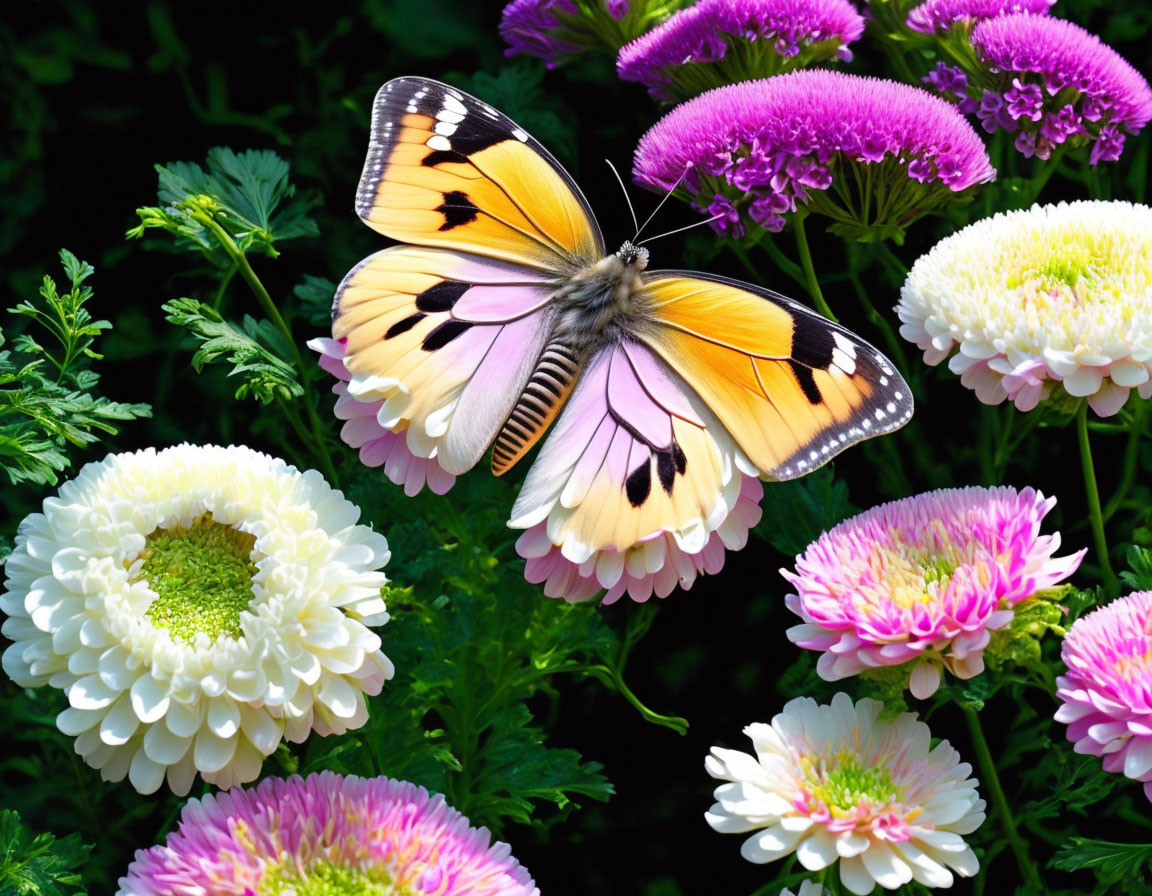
[898,201,1152,416]
[706,694,985,894]
[1,444,392,795]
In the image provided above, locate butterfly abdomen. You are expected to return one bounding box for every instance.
[492,341,583,476]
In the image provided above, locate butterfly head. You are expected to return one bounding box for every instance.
[616,241,649,270]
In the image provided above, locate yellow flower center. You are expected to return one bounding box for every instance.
[800,750,903,816]
[257,860,403,896]
[137,513,258,643]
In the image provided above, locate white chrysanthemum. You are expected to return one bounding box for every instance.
[897,200,1152,416]
[781,882,829,896]
[706,694,985,895]
[1,444,393,796]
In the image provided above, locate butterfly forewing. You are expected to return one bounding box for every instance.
[356,77,605,271]
[636,272,914,480]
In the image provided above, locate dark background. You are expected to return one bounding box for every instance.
[3,1,1152,893]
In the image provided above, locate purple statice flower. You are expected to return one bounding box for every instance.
[905,0,1052,35]
[964,14,1152,163]
[632,70,995,241]
[616,0,865,101]
[923,62,968,96]
[501,0,673,68]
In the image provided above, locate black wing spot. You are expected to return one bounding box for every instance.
[422,319,473,351]
[656,451,677,494]
[436,191,479,231]
[791,313,836,369]
[386,312,425,339]
[625,460,652,507]
[422,148,470,167]
[672,443,687,475]
[449,122,510,156]
[788,360,823,405]
[415,280,470,313]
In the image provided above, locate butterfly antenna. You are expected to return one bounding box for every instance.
[637,212,726,246]
[604,159,639,235]
[634,165,690,242]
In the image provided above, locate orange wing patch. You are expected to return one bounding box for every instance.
[638,272,912,480]
[355,78,603,272]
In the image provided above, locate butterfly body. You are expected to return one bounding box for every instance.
[331,76,913,601]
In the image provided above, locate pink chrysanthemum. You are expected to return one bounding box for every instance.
[501,0,674,68]
[632,71,995,241]
[515,475,763,603]
[117,772,539,896]
[783,486,1084,698]
[617,0,864,101]
[1056,592,1152,802]
[310,337,456,496]
[707,694,985,894]
[963,14,1152,163]
[905,0,1052,35]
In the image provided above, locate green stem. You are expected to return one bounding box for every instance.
[194,210,340,487]
[847,271,911,380]
[793,214,837,321]
[213,262,238,311]
[1103,403,1145,524]
[584,664,689,734]
[752,234,808,292]
[961,705,1043,892]
[1076,401,1119,596]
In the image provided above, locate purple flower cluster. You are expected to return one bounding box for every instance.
[617,0,864,101]
[632,70,995,240]
[927,14,1152,164]
[905,0,1052,36]
[501,0,639,67]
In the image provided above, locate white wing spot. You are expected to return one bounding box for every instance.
[427,135,452,151]
[443,95,467,114]
[406,103,418,113]
[880,375,889,386]
[436,109,465,124]
[832,347,856,375]
[434,121,458,136]
[875,409,885,421]
[887,402,897,413]
[512,128,528,142]
[833,332,857,359]
[894,391,904,400]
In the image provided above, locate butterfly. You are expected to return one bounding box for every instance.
[324,76,913,603]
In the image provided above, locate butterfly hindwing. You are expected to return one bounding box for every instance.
[356,77,605,271]
[333,245,555,476]
[636,272,913,480]
[510,340,754,568]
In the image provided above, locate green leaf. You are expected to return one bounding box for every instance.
[0,252,150,486]
[0,809,90,895]
[754,464,855,557]
[162,298,303,404]
[1121,545,1152,592]
[1052,838,1152,883]
[130,148,318,261]
[294,275,337,329]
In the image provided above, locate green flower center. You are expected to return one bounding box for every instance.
[137,514,258,644]
[258,861,401,896]
[801,751,902,815]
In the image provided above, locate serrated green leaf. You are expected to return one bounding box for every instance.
[0,809,90,895]
[162,297,302,404]
[294,274,337,328]
[1052,838,1152,882]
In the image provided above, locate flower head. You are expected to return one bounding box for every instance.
[1056,592,1152,802]
[117,772,538,896]
[783,487,1083,698]
[516,475,763,603]
[311,337,457,496]
[956,14,1152,163]
[707,694,985,894]
[898,201,1152,416]
[617,0,864,101]
[501,0,673,68]
[632,71,994,242]
[1,445,393,795]
[905,0,1052,35]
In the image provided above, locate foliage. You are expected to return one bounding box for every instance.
[0,250,149,488]
[1052,840,1152,894]
[0,811,89,896]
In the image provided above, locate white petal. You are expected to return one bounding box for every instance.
[740,825,803,863]
[130,674,171,723]
[861,842,913,889]
[193,727,238,774]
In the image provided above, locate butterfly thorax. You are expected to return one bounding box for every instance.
[491,243,649,475]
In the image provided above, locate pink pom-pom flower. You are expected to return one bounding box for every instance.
[905,0,1052,36]
[1056,592,1152,802]
[617,0,864,101]
[783,486,1084,698]
[632,70,994,241]
[501,0,675,68]
[117,772,539,896]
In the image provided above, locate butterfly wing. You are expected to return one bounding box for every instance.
[332,245,557,481]
[636,271,913,479]
[509,340,764,602]
[330,77,609,492]
[356,76,605,270]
